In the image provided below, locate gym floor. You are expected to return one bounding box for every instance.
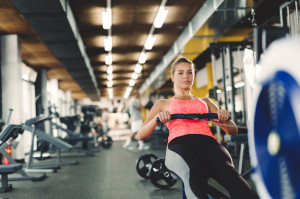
[1,140,255,199]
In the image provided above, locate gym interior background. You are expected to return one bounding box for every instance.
[0,0,299,198]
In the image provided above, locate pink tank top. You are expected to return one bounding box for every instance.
[166,96,216,144]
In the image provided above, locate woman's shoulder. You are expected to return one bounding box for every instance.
[155,98,170,106]
[152,98,170,110]
[200,97,210,103]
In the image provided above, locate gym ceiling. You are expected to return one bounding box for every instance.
[0,0,285,101]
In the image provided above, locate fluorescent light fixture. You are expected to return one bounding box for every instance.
[224,82,245,91]
[131,73,138,80]
[126,87,132,93]
[102,8,112,30]
[138,52,147,64]
[124,92,130,99]
[107,74,113,81]
[107,65,113,74]
[108,88,113,99]
[124,87,132,99]
[226,86,232,91]
[134,64,143,73]
[235,82,245,88]
[129,79,135,86]
[104,36,112,51]
[107,80,113,87]
[154,7,168,28]
[144,35,156,50]
[105,53,112,65]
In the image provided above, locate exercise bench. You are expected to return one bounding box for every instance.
[0,163,22,192]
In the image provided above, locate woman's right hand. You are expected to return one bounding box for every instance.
[157,111,171,123]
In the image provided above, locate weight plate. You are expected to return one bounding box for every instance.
[253,71,300,198]
[149,158,177,189]
[100,136,113,149]
[136,153,158,179]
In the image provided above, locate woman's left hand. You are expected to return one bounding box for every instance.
[217,109,230,122]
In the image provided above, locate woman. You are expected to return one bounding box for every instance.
[137,57,257,199]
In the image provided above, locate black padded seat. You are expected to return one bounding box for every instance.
[0,163,23,192]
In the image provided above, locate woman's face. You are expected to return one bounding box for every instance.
[171,62,194,90]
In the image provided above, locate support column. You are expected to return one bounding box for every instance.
[1,34,24,160]
[41,68,51,134]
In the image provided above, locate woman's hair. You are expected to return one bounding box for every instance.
[170,57,195,75]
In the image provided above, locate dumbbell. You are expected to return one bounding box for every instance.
[136,154,177,189]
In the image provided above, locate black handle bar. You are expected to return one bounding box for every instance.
[156,113,231,123]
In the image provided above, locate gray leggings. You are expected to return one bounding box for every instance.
[165,134,257,199]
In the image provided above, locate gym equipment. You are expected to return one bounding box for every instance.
[0,125,23,192]
[23,115,77,173]
[0,124,47,182]
[157,113,234,198]
[136,153,177,189]
[156,113,231,123]
[99,135,113,149]
[49,107,96,156]
[151,124,168,149]
[249,36,300,199]
[224,134,250,176]
[136,153,158,179]
[149,158,177,189]
[0,164,22,192]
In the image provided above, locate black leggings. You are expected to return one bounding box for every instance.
[165,134,257,199]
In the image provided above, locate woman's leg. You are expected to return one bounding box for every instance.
[166,142,209,199]
[203,140,258,199]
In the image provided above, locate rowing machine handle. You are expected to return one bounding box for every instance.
[156,113,231,123]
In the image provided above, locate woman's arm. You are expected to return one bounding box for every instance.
[202,97,238,135]
[137,99,169,140]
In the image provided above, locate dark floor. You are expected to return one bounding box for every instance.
[1,140,257,199]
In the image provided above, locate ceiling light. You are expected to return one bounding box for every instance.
[235,82,245,88]
[105,53,112,65]
[104,36,112,51]
[154,7,168,28]
[131,73,138,80]
[107,65,113,74]
[124,86,132,99]
[108,88,113,99]
[102,8,112,30]
[126,87,132,93]
[107,74,113,81]
[144,35,156,50]
[107,80,113,87]
[138,52,147,64]
[134,64,143,73]
[129,79,135,86]
[124,92,130,99]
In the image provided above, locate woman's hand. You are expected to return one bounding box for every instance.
[157,111,171,123]
[217,109,230,122]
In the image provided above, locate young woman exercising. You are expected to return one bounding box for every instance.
[137,57,257,199]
